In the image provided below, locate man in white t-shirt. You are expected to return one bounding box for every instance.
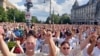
[0,26,56,56]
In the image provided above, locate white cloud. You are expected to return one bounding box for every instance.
[8,0,89,21]
[8,0,25,11]
[8,0,22,3]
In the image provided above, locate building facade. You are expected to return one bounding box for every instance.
[71,0,100,25]
[0,0,16,11]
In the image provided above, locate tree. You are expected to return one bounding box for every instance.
[52,14,60,24]
[45,14,60,24]
[7,8,15,22]
[45,16,51,24]
[0,6,39,23]
[31,16,39,23]
[15,11,25,22]
[0,6,8,22]
[59,13,71,24]
[45,13,71,24]
[7,8,25,22]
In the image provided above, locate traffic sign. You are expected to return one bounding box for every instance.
[25,11,32,20]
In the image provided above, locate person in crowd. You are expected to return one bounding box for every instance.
[53,31,95,56]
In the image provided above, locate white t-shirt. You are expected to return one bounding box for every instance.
[92,47,100,56]
[82,44,90,56]
[41,44,49,54]
[6,30,12,38]
[0,52,48,56]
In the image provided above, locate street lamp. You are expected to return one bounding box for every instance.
[24,0,33,12]
[24,0,33,28]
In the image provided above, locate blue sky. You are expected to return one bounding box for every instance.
[8,0,89,21]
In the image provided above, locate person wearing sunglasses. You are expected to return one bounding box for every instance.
[55,32,93,56]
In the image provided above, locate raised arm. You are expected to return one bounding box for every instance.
[80,34,91,50]
[80,32,97,50]
[45,31,56,56]
[16,40,24,53]
[87,34,97,56]
[10,40,24,53]
[0,26,10,56]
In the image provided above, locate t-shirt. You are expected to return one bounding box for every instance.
[0,52,48,56]
[92,47,100,56]
[82,44,90,56]
[41,44,49,54]
[56,46,82,56]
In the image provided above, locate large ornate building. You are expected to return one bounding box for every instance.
[0,0,16,11]
[71,0,100,25]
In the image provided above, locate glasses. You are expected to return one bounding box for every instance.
[63,47,70,50]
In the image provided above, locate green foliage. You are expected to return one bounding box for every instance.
[59,14,71,24]
[7,8,26,22]
[0,6,39,23]
[31,16,38,23]
[52,14,60,24]
[45,17,51,24]
[0,6,71,24]
[45,13,71,24]
[0,6,8,22]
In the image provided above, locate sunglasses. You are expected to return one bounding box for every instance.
[63,47,70,50]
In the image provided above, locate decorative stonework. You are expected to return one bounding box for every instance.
[0,0,16,11]
[71,0,100,25]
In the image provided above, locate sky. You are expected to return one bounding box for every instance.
[8,0,89,21]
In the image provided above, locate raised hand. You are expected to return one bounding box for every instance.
[16,40,21,45]
[90,33,98,44]
[45,31,52,41]
[0,26,10,56]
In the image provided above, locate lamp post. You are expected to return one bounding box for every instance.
[24,0,33,28]
[50,0,52,24]
[44,0,52,24]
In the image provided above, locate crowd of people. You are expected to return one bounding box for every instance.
[0,23,100,56]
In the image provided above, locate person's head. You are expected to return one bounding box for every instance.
[64,30,72,38]
[97,36,100,49]
[60,41,70,55]
[28,30,37,38]
[31,24,35,29]
[25,35,36,52]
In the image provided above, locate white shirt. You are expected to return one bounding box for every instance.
[0,52,48,56]
[6,30,12,38]
[41,44,49,54]
[82,44,90,56]
[92,47,100,56]
[56,46,82,56]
